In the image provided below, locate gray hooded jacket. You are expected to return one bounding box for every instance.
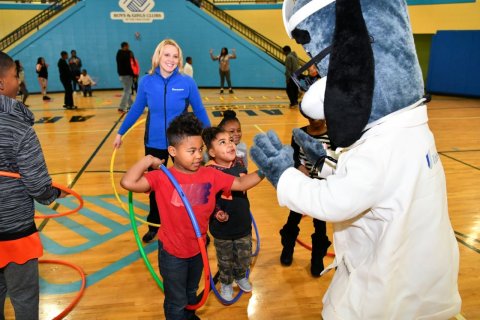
[0,95,59,240]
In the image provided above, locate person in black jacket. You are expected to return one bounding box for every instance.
[116,42,134,113]
[57,51,75,109]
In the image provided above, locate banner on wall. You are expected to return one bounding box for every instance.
[110,0,164,23]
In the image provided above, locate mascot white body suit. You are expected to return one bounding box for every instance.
[250,0,461,318]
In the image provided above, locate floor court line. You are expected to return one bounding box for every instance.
[38,114,125,232]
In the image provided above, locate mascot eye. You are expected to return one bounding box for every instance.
[291,28,311,45]
[291,36,375,92]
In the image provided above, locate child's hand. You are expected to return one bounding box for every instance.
[60,190,69,198]
[57,189,68,198]
[215,210,229,222]
[149,156,164,169]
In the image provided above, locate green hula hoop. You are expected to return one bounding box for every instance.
[128,191,164,291]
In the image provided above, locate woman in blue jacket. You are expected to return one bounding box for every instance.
[113,39,211,242]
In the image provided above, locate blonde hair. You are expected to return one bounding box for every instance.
[149,39,183,75]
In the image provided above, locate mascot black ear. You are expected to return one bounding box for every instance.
[324,0,374,148]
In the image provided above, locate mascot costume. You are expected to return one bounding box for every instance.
[250,0,462,318]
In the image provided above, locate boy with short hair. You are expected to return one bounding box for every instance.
[121,113,264,320]
[0,51,66,320]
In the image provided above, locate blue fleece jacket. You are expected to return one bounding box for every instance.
[118,67,210,149]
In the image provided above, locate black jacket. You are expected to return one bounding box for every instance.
[58,58,72,82]
[116,49,134,76]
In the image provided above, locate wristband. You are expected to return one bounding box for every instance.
[257,169,265,179]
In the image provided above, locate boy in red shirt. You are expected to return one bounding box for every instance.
[121,113,264,320]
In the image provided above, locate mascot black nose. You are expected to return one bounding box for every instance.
[292,28,311,45]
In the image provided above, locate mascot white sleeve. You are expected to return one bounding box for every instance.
[250,0,461,319]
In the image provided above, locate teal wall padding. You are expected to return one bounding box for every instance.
[426,30,480,97]
[8,0,285,93]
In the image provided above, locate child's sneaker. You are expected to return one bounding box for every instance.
[220,283,233,301]
[235,277,252,292]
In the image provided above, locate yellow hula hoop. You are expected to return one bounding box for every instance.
[110,118,161,227]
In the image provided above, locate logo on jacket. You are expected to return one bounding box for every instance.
[111,0,164,23]
[172,88,185,92]
[425,148,440,169]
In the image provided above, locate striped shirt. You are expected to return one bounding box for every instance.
[0,95,59,241]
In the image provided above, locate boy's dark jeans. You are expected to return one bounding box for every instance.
[158,241,203,320]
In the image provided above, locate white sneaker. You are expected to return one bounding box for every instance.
[235,277,252,292]
[220,283,233,300]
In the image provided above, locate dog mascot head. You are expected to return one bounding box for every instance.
[284,0,425,148]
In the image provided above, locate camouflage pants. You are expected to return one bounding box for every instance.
[213,234,252,284]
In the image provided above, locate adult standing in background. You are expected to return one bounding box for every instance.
[130,51,140,96]
[68,50,82,92]
[15,60,29,106]
[183,56,193,78]
[35,57,50,101]
[113,39,211,243]
[210,47,236,94]
[116,42,134,113]
[282,45,299,108]
[58,51,75,110]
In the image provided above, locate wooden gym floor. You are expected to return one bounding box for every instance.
[3,89,479,319]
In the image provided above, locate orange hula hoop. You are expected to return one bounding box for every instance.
[0,171,83,218]
[39,259,87,320]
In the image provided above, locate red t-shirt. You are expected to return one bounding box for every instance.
[145,166,235,258]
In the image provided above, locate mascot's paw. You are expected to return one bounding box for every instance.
[293,128,327,165]
[250,130,294,188]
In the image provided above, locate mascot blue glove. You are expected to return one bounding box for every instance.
[250,130,294,188]
[292,127,327,168]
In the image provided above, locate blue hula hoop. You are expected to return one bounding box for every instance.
[139,165,261,306]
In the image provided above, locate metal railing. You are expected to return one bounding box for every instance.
[201,0,305,66]
[0,1,56,3]
[0,0,78,51]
